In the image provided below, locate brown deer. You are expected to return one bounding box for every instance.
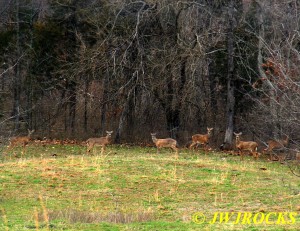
[190,127,214,150]
[234,132,259,160]
[7,129,35,156]
[264,135,289,152]
[8,129,35,149]
[150,133,178,157]
[263,135,289,161]
[86,131,113,155]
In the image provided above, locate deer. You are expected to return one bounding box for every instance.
[150,133,178,157]
[264,135,289,152]
[7,129,35,155]
[263,135,289,161]
[9,129,35,148]
[234,132,259,160]
[189,127,214,151]
[296,152,300,162]
[86,131,113,155]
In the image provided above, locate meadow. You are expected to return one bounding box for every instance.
[0,144,299,230]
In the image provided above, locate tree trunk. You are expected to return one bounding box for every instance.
[68,81,77,134]
[63,80,76,134]
[256,3,279,139]
[100,74,108,134]
[12,0,21,131]
[115,91,132,144]
[223,0,235,146]
[83,78,88,132]
[165,60,186,139]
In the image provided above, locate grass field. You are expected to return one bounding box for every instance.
[0,144,299,230]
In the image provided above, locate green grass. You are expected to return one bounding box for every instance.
[0,144,299,230]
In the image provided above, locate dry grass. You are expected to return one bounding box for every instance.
[39,208,154,224]
[0,144,299,230]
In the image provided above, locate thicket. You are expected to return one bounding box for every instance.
[1,0,300,152]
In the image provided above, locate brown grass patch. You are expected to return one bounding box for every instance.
[37,208,154,224]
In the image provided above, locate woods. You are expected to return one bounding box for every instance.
[1,0,300,151]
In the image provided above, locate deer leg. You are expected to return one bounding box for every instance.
[279,154,286,163]
[5,146,11,155]
[101,146,105,155]
[239,150,244,160]
[174,152,178,159]
[86,144,92,154]
[171,146,178,159]
[90,144,95,155]
[189,142,196,150]
[190,142,199,151]
[269,151,276,161]
[6,142,14,153]
[203,143,208,155]
[156,147,160,154]
[252,151,258,160]
[274,153,281,161]
[21,144,26,158]
[172,146,178,153]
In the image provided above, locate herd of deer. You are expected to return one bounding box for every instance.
[5,127,293,161]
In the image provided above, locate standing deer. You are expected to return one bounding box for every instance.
[150,133,178,157]
[189,127,214,151]
[234,132,259,160]
[8,129,35,148]
[7,129,35,155]
[264,135,289,153]
[263,135,289,161]
[86,131,113,155]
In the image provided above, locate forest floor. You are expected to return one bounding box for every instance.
[0,144,299,230]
